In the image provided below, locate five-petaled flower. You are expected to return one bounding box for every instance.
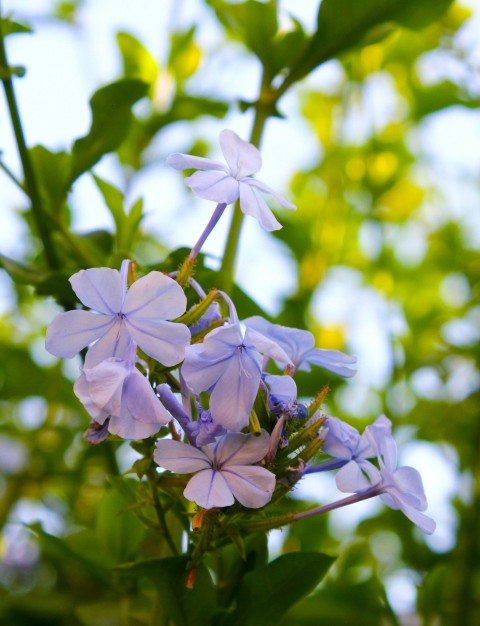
[181,322,292,431]
[46,261,190,368]
[335,417,436,534]
[154,430,276,509]
[166,129,296,231]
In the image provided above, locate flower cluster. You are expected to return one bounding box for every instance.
[45,129,435,537]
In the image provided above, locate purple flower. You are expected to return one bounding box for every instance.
[306,415,390,478]
[74,356,171,439]
[154,430,276,509]
[181,323,292,431]
[166,129,296,231]
[243,316,357,377]
[46,261,190,367]
[335,418,436,534]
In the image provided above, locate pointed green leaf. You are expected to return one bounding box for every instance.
[284,0,454,88]
[221,552,335,626]
[118,556,215,626]
[69,79,148,183]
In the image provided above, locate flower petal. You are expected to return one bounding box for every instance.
[125,318,190,366]
[73,373,107,422]
[46,310,115,358]
[222,465,275,508]
[84,319,131,367]
[336,459,381,493]
[181,344,228,394]
[123,272,187,320]
[244,178,296,210]
[301,348,357,377]
[183,469,234,509]
[154,439,211,473]
[322,416,360,461]
[69,268,123,314]
[209,347,262,431]
[213,431,270,466]
[185,170,239,204]
[83,358,129,416]
[219,129,262,178]
[245,327,292,368]
[238,182,282,231]
[166,152,228,172]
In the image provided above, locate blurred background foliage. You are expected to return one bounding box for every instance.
[0,0,479,624]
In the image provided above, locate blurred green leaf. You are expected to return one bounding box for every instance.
[117,31,159,95]
[29,145,70,215]
[96,488,146,563]
[220,552,335,626]
[0,17,32,36]
[284,0,454,88]
[168,27,201,83]
[69,79,149,183]
[118,556,215,626]
[93,174,144,254]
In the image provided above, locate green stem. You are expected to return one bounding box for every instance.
[0,158,25,192]
[219,71,277,291]
[148,470,179,556]
[0,17,59,269]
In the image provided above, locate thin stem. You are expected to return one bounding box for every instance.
[0,158,26,192]
[0,17,59,269]
[189,202,227,261]
[147,470,179,556]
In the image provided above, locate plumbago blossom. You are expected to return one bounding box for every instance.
[154,430,275,509]
[44,128,435,573]
[46,260,190,367]
[167,129,296,231]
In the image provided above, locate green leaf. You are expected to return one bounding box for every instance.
[168,27,201,83]
[284,0,455,88]
[0,17,32,36]
[96,488,146,562]
[220,552,335,626]
[118,556,215,626]
[93,174,144,254]
[117,31,159,94]
[69,79,149,183]
[0,253,49,285]
[29,145,70,215]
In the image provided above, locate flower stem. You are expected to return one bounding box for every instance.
[147,470,179,556]
[0,18,59,270]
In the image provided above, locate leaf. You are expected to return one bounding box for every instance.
[220,552,335,626]
[69,79,149,183]
[29,145,71,215]
[96,488,146,563]
[0,17,32,36]
[0,254,49,285]
[118,556,215,626]
[93,175,144,254]
[117,31,159,94]
[168,27,201,83]
[284,0,455,88]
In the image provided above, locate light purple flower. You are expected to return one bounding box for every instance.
[336,418,436,534]
[74,357,171,439]
[46,262,190,367]
[166,129,296,231]
[243,316,357,377]
[154,430,276,509]
[181,323,292,431]
[306,415,390,478]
